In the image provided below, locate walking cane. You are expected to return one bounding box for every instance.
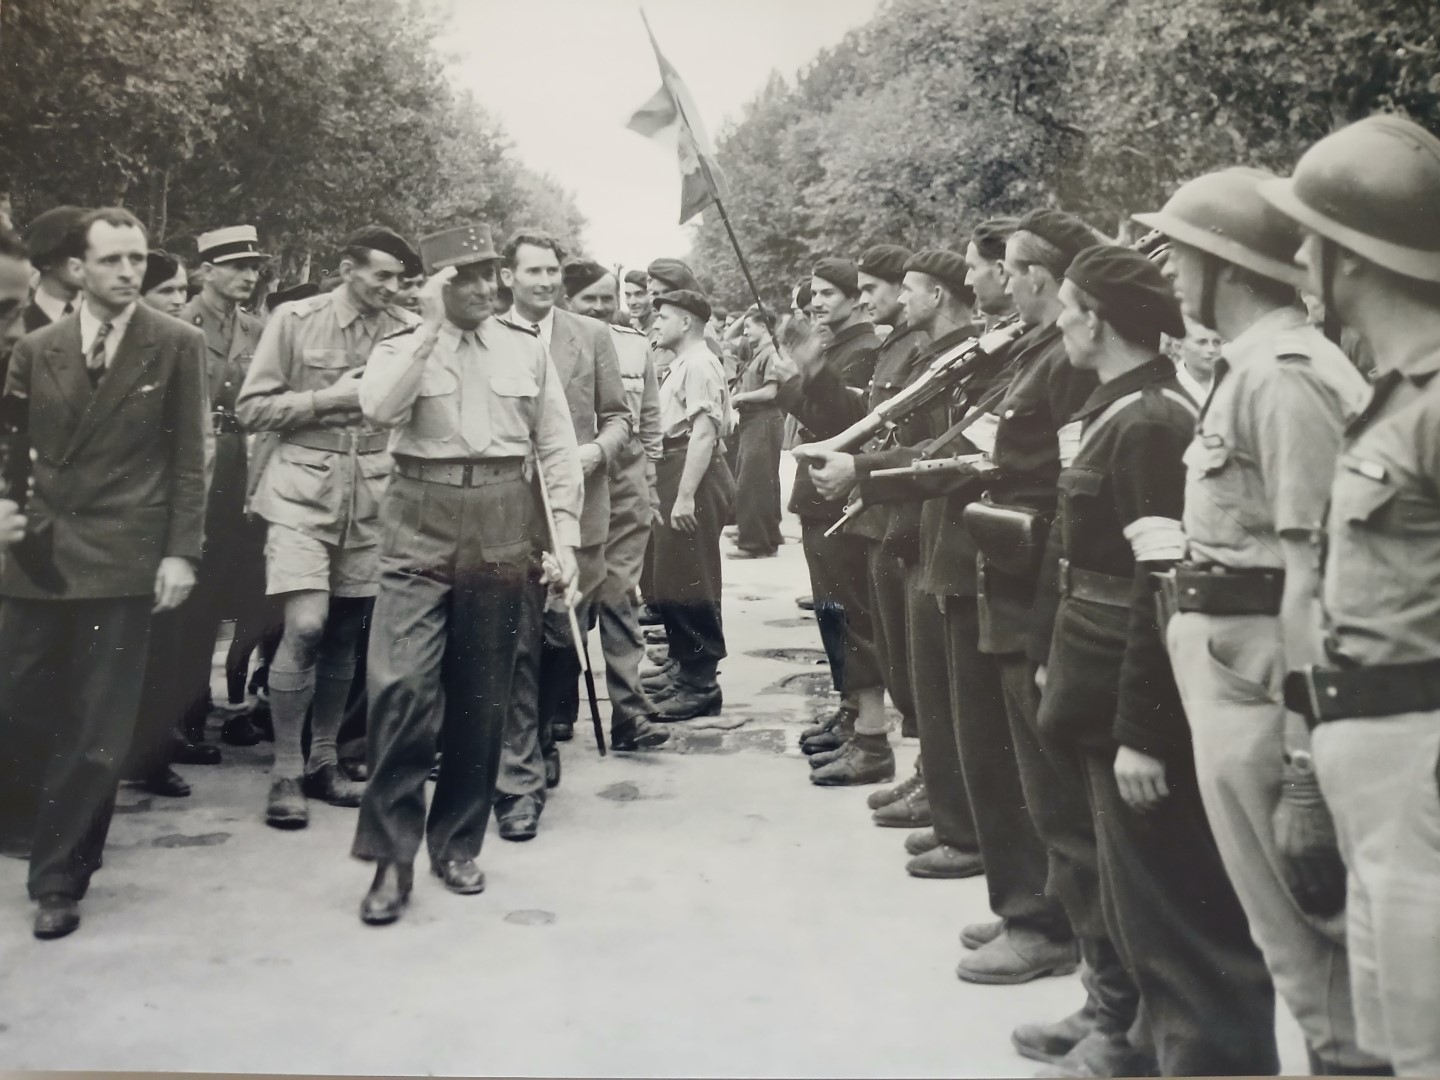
[533,456,607,756]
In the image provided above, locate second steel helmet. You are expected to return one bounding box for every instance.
[1259,114,1440,283]
[1134,167,1305,288]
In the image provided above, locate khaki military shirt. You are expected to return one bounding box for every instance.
[360,318,584,547]
[1323,352,1440,667]
[610,324,663,464]
[1183,306,1368,570]
[658,340,730,442]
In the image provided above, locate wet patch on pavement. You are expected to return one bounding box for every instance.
[764,617,815,629]
[747,647,828,665]
[151,832,230,849]
[761,671,837,697]
[504,909,556,926]
[597,781,642,802]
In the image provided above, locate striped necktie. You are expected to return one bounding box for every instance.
[87,321,112,387]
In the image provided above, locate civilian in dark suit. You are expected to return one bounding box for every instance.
[0,207,207,940]
[19,206,88,337]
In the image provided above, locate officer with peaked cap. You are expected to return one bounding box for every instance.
[1261,113,1440,1076]
[351,222,582,924]
[236,225,420,830]
[1138,168,1383,1075]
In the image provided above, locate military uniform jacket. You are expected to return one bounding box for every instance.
[235,288,416,547]
[1,304,208,599]
[776,319,880,524]
[609,323,662,469]
[1033,357,1197,757]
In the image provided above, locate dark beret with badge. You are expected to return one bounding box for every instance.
[24,205,89,269]
[904,247,972,298]
[653,288,712,324]
[647,257,701,293]
[1017,209,1104,266]
[812,256,859,297]
[346,224,424,278]
[858,244,913,285]
[417,223,497,275]
[1066,243,1186,345]
[563,259,609,297]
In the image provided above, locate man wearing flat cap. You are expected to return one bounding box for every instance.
[350,222,582,924]
[1035,243,1279,1075]
[20,205,88,339]
[236,224,421,830]
[645,289,735,719]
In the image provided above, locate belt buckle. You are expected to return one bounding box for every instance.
[462,463,476,487]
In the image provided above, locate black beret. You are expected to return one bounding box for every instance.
[971,217,1020,261]
[344,225,423,278]
[904,248,971,295]
[623,269,649,288]
[647,257,701,292]
[562,259,609,297]
[858,244,913,285]
[266,282,321,312]
[24,205,88,267]
[1066,244,1185,343]
[653,288,712,324]
[812,256,859,297]
[142,250,181,295]
[1016,209,1103,267]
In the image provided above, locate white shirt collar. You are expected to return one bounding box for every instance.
[1173,359,1211,403]
[79,299,138,365]
[513,306,554,348]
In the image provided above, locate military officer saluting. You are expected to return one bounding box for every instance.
[1262,114,1440,1077]
[350,222,581,924]
[1137,169,1382,1076]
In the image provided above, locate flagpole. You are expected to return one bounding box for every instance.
[709,194,785,358]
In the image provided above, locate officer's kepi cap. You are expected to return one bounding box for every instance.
[197,224,268,265]
[418,223,498,275]
[1066,244,1186,342]
[653,288,712,324]
[647,257,701,292]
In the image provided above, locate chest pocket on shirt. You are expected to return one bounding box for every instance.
[489,374,539,445]
[412,367,458,441]
[1333,459,1430,534]
[1057,467,1105,555]
[300,347,350,391]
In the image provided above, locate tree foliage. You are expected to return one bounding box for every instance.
[0,0,584,278]
[691,0,1440,308]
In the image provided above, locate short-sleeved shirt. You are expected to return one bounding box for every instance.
[1183,306,1368,570]
[658,340,730,443]
[735,341,780,404]
[1323,355,1440,667]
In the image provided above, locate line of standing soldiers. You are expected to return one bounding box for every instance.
[784,113,1440,1077]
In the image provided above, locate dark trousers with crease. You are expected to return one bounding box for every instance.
[867,544,915,728]
[734,410,783,554]
[652,449,732,682]
[801,522,883,695]
[0,595,152,899]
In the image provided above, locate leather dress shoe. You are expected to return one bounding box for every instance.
[800,705,855,743]
[868,769,923,810]
[871,786,931,828]
[139,766,192,798]
[1012,1005,1095,1065]
[810,742,895,786]
[34,894,80,940]
[544,749,561,789]
[496,795,542,841]
[1043,1030,1155,1077]
[612,716,671,751]
[360,861,413,925]
[654,683,722,721]
[265,777,309,829]
[432,857,486,895]
[643,626,669,645]
[795,594,815,611]
[302,762,365,807]
[906,843,983,879]
[905,828,940,856]
[960,918,1005,950]
[172,739,221,766]
[552,720,574,743]
[955,929,1079,985]
[221,713,263,746]
[808,740,850,768]
[638,604,664,626]
[340,757,369,782]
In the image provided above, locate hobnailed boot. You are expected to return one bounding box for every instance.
[867,767,923,810]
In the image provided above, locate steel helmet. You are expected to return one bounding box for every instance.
[1134,167,1305,288]
[1259,114,1440,283]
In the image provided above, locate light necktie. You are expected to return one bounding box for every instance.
[87,321,112,387]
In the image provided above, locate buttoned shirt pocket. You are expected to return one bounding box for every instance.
[269,442,337,519]
[489,374,540,446]
[299,347,350,392]
[411,367,459,441]
[1328,459,1416,617]
[1183,434,1262,557]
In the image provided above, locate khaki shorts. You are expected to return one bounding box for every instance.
[264,523,378,598]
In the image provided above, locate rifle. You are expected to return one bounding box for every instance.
[868,454,996,481]
[0,393,65,594]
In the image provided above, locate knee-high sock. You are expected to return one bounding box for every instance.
[267,665,314,778]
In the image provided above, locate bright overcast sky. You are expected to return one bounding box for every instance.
[445,0,883,271]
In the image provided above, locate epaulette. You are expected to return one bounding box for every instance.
[612,324,644,337]
[379,325,420,344]
[283,293,331,319]
[1273,330,1316,362]
[498,317,539,338]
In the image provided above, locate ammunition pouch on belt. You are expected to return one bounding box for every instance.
[963,496,1046,578]
[1058,558,1131,608]
[285,429,388,454]
[1284,658,1440,727]
[1159,564,1285,616]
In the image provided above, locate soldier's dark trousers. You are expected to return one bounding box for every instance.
[733,409,784,554]
[353,472,528,868]
[0,596,152,899]
[1081,746,1280,1075]
[652,448,733,683]
[999,654,1139,1036]
[800,523,882,695]
[906,583,977,852]
[944,601,1068,940]
[867,544,914,728]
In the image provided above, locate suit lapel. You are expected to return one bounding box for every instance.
[42,317,90,420]
[65,307,160,460]
[548,310,579,382]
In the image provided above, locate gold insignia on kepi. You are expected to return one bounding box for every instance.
[197,225,268,264]
[419,223,499,274]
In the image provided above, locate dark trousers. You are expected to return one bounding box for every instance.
[868,544,914,727]
[652,449,732,681]
[734,410,783,554]
[0,596,153,899]
[906,584,977,852]
[353,475,528,867]
[1081,747,1280,1075]
[944,601,1069,940]
[800,522,882,694]
[998,653,1138,1035]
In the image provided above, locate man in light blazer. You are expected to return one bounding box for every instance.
[0,207,208,940]
[495,230,630,841]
